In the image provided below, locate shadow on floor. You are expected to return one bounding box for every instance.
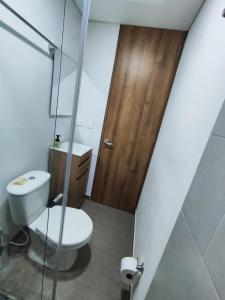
[120,289,130,300]
[45,244,92,281]
[9,229,92,281]
[1,200,134,299]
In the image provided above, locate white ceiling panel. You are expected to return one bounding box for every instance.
[76,0,205,30]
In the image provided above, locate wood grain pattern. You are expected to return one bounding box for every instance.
[92,25,186,213]
[50,149,92,208]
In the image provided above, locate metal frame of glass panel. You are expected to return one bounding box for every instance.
[51,0,91,298]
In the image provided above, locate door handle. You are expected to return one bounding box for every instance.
[104,139,114,149]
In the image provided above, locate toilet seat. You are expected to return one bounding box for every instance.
[28,206,93,250]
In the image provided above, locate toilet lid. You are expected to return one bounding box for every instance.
[28,206,93,249]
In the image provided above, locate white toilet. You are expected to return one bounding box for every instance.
[7,170,93,271]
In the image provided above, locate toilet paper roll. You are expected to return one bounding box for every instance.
[120,257,140,285]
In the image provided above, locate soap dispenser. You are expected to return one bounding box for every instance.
[54,134,62,148]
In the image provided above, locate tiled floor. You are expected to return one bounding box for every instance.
[0,291,17,300]
[0,200,134,300]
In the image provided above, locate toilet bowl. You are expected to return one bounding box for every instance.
[28,205,93,271]
[7,170,93,271]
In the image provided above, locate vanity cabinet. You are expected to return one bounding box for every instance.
[49,143,92,208]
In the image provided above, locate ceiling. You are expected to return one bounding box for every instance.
[76,0,205,31]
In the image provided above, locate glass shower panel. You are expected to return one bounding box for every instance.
[44,0,91,298]
[0,1,66,299]
[41,0,82,295]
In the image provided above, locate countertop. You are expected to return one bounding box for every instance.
[50,142,92,157]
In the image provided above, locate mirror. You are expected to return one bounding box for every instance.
[50,50,77,116]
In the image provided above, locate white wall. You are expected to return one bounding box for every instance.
[54,21,120,196]
[133,0,225,299]
[0,6,56,237]
[0,0,81,237]
[146,104,225,300]
[63,0,82,61]
[74,21,120,195]
[0,0,119,238]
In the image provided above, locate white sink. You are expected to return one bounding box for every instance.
[51,142,92,157]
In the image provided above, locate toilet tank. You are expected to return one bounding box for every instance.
[7,170,51,226]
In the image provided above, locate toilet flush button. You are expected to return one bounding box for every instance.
[29,176,35,180]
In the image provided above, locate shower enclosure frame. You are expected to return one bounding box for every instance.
[51,0,91,298]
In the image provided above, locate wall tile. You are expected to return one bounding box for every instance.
[146,213,219,300]
[204,215,225,300]
[183,135,225,254]
[212,100,225,137]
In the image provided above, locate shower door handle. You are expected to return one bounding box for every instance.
[104,139,114,149]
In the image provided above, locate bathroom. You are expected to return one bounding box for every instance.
[0,0,225,299]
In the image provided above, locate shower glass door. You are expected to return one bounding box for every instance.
[0,0,89,299]
[43,0,91,299]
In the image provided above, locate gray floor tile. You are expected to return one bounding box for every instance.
[183,135,225,254]
[0,200,133,300]
[82,200,134,257]
[0,246,48,299]
[212,100,225,137]
[147,213,219,300]
[204,215,225,300]
[53,200,133,300]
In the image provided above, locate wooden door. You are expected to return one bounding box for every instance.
[92,25,186,213]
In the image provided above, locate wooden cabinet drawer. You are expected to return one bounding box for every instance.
[78,150,92,165]
[77,159,91,179]
[68,170,89,208]
[76,168,89,187]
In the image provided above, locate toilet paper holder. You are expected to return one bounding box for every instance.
[126,262,144,280]
[136,262,144,273]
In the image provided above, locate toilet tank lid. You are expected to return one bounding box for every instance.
[7,170,51,196]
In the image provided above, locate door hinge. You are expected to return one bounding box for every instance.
[178,45,182,57]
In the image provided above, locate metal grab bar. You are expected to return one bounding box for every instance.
[0,0,57,50]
